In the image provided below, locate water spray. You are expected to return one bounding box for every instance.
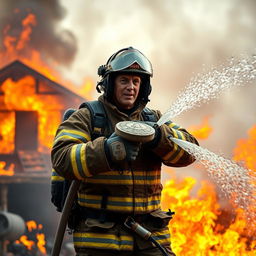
[169,137,256,227]
[157,54,256,126]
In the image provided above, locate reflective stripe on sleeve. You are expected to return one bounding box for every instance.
[71,144,92,179]
[163,129,185,162]
[168,122,181,129]
[51,168,64,181]
[54,129,91,144]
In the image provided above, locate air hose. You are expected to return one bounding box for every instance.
[124,216,169,256]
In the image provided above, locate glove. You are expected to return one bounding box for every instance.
[143,122,161,148]
[105,133,140,166]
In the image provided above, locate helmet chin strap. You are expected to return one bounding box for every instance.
[96,80,104,93]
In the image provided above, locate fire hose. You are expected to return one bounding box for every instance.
[51,121,161,256]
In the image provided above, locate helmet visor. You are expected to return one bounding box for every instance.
[110,50,153,76]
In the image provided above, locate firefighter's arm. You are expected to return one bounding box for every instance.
[51,108,112,180]
[143,111,199,167]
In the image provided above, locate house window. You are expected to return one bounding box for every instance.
[15,111,38,151]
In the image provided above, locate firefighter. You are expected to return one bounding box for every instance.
[51,47,199,256]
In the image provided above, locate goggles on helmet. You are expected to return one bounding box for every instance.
[107,49,153,77]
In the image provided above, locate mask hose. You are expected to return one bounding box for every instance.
[124,216,170,256]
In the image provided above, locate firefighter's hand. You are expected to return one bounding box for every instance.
[143,122,161,148]
[105,133,140,164]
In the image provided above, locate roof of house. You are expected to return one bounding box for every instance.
[0,60,86,102]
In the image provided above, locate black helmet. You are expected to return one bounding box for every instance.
[96,47,153,103]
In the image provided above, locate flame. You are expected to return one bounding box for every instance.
[16,220,47,254]
[0,11,94,98]
[0,161,14,176]
[161,173,256,255]
[36,233,47,254]
[1,12,58,81]
[188,116,213,140]
[1,76,63,152]
[16,13,37,51]
[78,77,94,100]
[17,235,34,250]
[0,112,15,153]
[27,220,37,232]
[3,13,36,53]
[233,125,256,173]
[232,125,256,225]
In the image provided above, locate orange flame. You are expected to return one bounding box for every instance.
[27,220,37,232]
[232,125,256,221]
[0,112,15,153]
[161,173,256,255]
[233,125,256,173]
[78,77,94,100]
[0,161,14,176]
[16,235,34,251]
[188,116,213,140]
[26,220,46,254]
[0,11,94,98]
[16,13,37,51]
[1,76,63,152]
[1,12,58,82]
[16,220,47,254]
[4,13,36,53]
[36,233,47,254]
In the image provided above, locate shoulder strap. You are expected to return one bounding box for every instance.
[141,107,158,122]
[79,100,107,140]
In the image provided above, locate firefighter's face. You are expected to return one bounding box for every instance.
[113,74,141,109]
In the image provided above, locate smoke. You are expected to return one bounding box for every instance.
[58,0,256,153]
[58,0,256,190]
[59,0,256,94]
[0,0,77,66]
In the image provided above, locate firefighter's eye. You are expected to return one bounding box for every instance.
[133,79,140,85]
[120,78,128,84]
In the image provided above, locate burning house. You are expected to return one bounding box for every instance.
[0,60,85,182]
[0,60,85,255]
